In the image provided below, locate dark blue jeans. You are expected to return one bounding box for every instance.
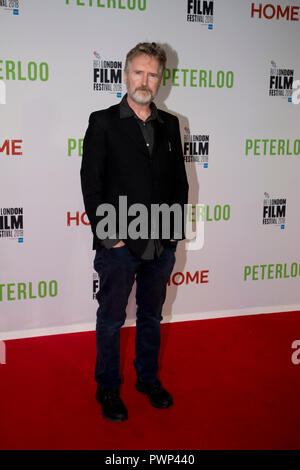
[93,243,177,389]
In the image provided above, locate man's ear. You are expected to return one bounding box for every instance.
[123,70,127,85]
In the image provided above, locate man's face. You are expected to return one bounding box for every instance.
[124,54,161,105]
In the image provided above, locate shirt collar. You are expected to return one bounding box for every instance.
[119,93,164,123]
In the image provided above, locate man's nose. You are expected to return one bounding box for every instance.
[141,74,148,86]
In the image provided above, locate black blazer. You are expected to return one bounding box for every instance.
[80,101,189,257]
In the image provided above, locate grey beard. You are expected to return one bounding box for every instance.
[129,88,155,105]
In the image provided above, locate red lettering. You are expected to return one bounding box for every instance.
[172,272,185,286]
[168,270,209,286]
[186,271,199,284]
[11,139,23,155]
[291,6,299,21]
[81,212,90,225]
[67,211,80,226]
[200,270,209,283]
[251,3,298,21]
[277,5,289,20]
[263,4,276,19]
[0,139,9,154]
[251,2,262,18]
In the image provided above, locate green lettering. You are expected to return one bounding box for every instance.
[252,265,259,280]
[262,139,268,155]
[138,0,146,11]
[6,61,15,80]
[188,205,195,223]
[198,70,206,87]
[28,282,37,299]
[275,264,282,279]
[190,69,197,87]
[254,139,260,156]
[226,71,234,88]
[7,283,15,301]
[40,63,49,82]
[245,139,253,155]
[0,284,5,301]
[68,138,76,156]
[267,264,274,279]
[181,69,188,87]
[223,205,230,220]
[49,280,58,297]
[208,70,215,87]
[244,266,251,281]
[17,283,27,300]
[38,281,47,298]
[196,204,205,221]
[206,205,212,221]
[172,69,179,86]
[162,68,170,86]
[260,264,267,280]
[278,139,285,155]
[286,139,292,155]
[269,139,276,155]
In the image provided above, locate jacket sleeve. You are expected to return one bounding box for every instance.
[80,112,118,246]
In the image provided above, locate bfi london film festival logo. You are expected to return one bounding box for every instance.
[0,207,24,242]
[269,60,294,101]
[262,193,286,229]
[186,0,214,29]
[93,51,123,98]
[0,0,19,15]
[183,127,209,168]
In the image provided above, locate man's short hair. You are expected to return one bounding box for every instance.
[124,42,167,77]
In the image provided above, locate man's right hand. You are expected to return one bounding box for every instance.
[112,240,125,248]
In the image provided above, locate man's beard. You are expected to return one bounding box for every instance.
[127,86,156,105]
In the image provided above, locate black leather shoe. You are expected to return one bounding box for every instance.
[96,386,128,422]
[136,379,173,408]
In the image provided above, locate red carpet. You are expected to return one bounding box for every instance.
[1,311,300,450]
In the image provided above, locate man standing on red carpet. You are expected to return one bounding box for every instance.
[81,42,189,422]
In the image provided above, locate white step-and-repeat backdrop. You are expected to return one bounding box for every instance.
[1,0,300,339]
